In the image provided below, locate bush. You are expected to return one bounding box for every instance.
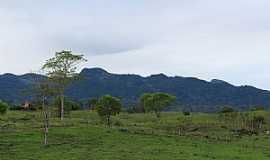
[113,120,123,126]
[220,106,234,113]
[231,128,258,136]
[69,101,80,111]
[54,97,81,117]
[183,111,191,116]
[126,105,145,114]
[0,101,9,115]
[9,105,23,111]
[250,106,266,111]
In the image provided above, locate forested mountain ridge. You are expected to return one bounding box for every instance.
[1,68,270,112]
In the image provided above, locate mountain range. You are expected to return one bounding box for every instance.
[1,68,270,112]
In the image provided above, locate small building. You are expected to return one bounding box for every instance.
[22,101,31,109]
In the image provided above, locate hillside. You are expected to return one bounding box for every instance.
[1,68,270,112]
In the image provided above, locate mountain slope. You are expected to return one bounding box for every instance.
[1,68,270,112]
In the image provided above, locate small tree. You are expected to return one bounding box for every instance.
[96,95,122,126]
[140,92,176,118]
[219,106,236,127]
[252,116,265,130]
[0,100,8,115]
[42,50,87,120]
[38,82,52,146]
[31,77,54,146]
[89,98,98,110]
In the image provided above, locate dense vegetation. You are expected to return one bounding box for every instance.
[1,110,270,160]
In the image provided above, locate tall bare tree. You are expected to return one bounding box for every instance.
[38,81,52,145]
[29,74,54,146]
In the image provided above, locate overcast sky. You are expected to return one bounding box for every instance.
[1,0,270,89]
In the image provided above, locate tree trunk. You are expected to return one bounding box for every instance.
[43,96,49,146]
[60,95,64,121]
[107,115,111,127]
[44,112,49,145]
[44,124,48,145]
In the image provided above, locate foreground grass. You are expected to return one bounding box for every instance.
[0,111,270,160]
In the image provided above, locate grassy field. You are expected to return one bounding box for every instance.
[1,111,270,160]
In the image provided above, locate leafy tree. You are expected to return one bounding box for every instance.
[140,92,176,118]
[96,95,122,126]
[42,50,87,120]
[140,93,153,112]
[89,98,98,110]
[0,100,8,115]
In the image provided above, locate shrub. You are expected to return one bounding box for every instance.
[54,97,81,117]
[183,111,191,116]
[0,100,9,115]
[250,106,266,111]
[126,105,145,114]
[220,106,234,113]
[9,105,23,111]
[113,120,123,126]
[88,98,98,110]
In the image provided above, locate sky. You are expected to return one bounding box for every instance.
[1,0,270,89]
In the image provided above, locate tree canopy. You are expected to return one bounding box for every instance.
[42,50,87,89]
[140,92,176,118]
[96,95,122,126]
[42,50,87,120]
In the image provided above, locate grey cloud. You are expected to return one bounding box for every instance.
[1,0,270,89]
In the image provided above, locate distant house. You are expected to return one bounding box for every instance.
[22,101,32,109]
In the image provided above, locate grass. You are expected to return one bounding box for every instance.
[0,110,270,159]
